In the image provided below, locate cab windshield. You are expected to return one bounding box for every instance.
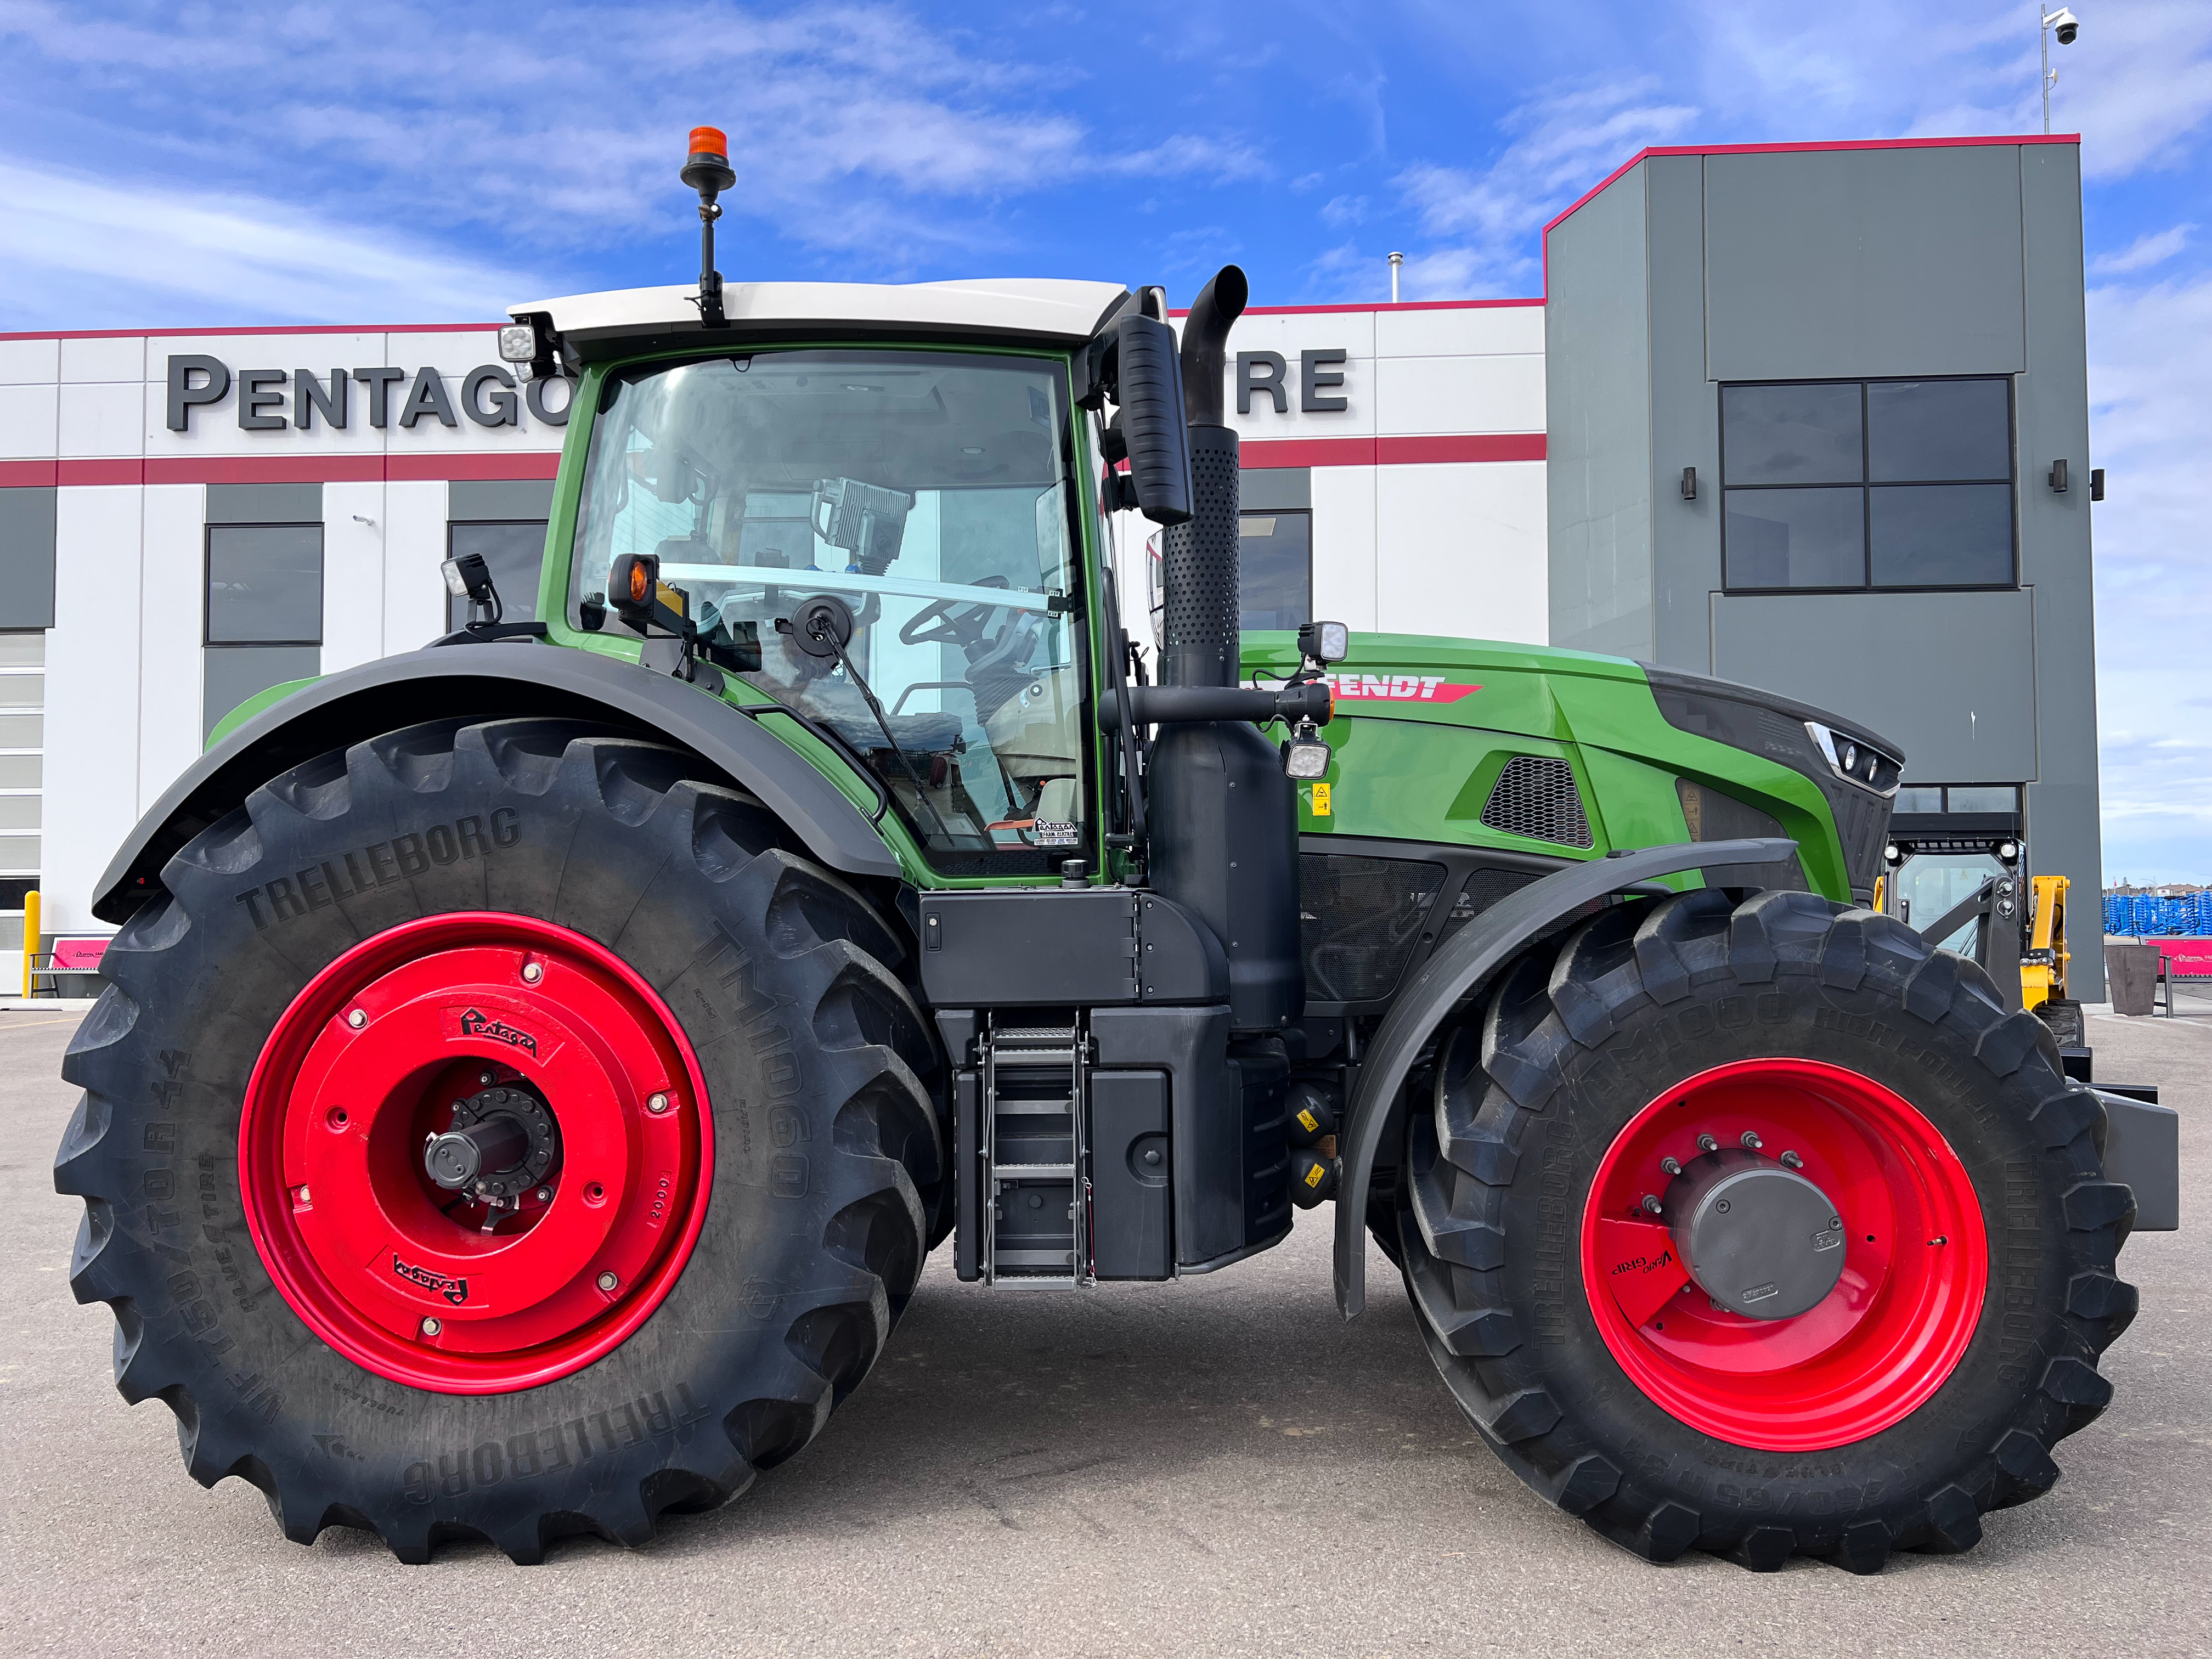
[572,349,1088,874]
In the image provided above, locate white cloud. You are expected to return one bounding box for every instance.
[0,157,537,326]
[2090,224,2196,276]
[2084,272,2212,879]
[1362,76,1695,299]
[1319,194,1367,228]
[0,0,1262,292]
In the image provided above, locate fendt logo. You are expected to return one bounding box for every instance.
[1320,673,1481,704]
[392,1254,470,1306]
[459,1008,538,1056]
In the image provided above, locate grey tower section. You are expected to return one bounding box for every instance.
[1546,140,2104,995]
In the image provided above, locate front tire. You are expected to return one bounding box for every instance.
[55,718,945,1561]
[1396,888,2135,1572]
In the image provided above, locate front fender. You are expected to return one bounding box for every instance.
[93,642,901,924]
[1333,837,1798,1317]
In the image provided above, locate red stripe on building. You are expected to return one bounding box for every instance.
[0,454,562,487]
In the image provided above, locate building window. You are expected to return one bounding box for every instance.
[1721,377,2014,593]
[1238,510,1312,632]
[1892,784,2022,817]
[446,521,547,631]
[205,522,322,738]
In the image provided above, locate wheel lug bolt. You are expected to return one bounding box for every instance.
[1740,1131,1763,1150]
[646,1092,670,1115]
[294,1186,311,1206]
[420,1317,441,1336]
[1660,1156,1682,1176]
[521,961,543,984]
[597,1272,619,1293]
[346,1009,366,1029]
[1639,1194,1663,1216]
[480,1071,495,1085]
[535,1187,553,1203]
[1696,1133,1718,1153]
[1781,1150,1804,1169]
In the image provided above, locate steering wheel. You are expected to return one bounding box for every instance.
[898,577,1015,649]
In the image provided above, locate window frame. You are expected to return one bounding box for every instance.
[1719,374,2018,596]
[1235,506,1314,635]
[204,519,325,648]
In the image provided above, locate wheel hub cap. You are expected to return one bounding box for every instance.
[239,912,713,1395]
[1662,1148,1846,1320]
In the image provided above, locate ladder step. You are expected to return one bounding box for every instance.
[991,1273,1084,1289]
[995,1163,1074,1178]
[994,1249,1076,1269]
[992,1027,1079,1047]
[994,1099,1073,1115]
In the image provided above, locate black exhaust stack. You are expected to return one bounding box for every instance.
[1158,267,1249,689]
[1147,264,1301,1037]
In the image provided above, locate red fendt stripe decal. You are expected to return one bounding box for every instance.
[1322,673,1481,704]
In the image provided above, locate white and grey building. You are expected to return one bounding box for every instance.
[0,133,2105,992]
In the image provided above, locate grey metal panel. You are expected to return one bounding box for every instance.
[2016,143,2104,995]
[1711,589,2036,782]
[450,478,556,521]
[0,486,58,630]
[207,482,321,524]
[1545,166,1656,658]
[1705,146,2027,381]
[1643,155,1719,672]
[1237,467,1310,511]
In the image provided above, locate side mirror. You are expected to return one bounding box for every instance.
[1077,313,1192,527]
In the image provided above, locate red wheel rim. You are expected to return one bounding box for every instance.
[239,913,713,1394]
[1581,1058,1985,1452]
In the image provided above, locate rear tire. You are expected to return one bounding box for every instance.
[1395,888,2135,1572]
[54,718,946,1561]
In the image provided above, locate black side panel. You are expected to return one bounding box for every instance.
[2094,1087,2180,1232]
[1675,780,1810,891]
[1090,1071,1173,1279]
[1646,665,1897,902]
[1091,1005,1248,1267]
[1148,719,1302,1032]
[917,888,1227,1008]
[94,642,899,922]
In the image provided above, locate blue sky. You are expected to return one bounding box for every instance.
[3,0,2209,881]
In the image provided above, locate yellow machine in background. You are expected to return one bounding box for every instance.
[2021,873,2072,1013]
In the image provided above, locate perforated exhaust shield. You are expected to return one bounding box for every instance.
[1159,425,1241,687]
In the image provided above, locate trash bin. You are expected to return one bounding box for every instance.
[2107,943,2160,1017]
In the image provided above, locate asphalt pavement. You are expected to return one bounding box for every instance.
[3,1003,2206,1658]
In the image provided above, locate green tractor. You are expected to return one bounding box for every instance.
[57,129,2173,1572]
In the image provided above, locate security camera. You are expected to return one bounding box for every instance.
[2048,7,2079,44]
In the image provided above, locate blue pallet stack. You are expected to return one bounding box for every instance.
[2103,892,2212,936]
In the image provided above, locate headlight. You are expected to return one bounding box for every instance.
[497,323,538,363]
[1804,721,1901,797]
[1282,738,1332,780]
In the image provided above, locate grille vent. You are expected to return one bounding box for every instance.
[1480,756,1594,848]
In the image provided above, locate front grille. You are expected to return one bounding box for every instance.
[1480,756,1594,849]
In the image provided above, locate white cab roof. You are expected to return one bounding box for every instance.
[514,278,1131,353]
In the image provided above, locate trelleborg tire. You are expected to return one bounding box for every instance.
[1395,887,2136,1573]
[53,718,946,1562]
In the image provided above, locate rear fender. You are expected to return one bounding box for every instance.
[93,642,900,924]
[1333,837,1798,1317]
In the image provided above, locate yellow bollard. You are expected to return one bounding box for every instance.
[21,888,38,1000]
